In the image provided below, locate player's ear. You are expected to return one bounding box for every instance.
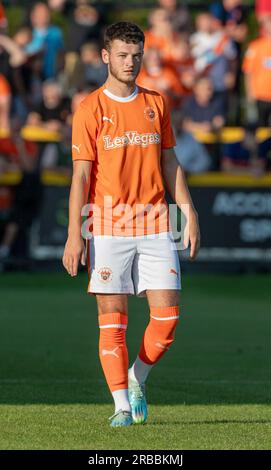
[101,48,109,64]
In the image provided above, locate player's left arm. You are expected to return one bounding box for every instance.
[161,147,200,260]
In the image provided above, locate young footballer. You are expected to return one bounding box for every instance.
[63,22,200,427]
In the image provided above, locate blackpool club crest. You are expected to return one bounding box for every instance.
[98,267,113,283]
[144,106,158,122]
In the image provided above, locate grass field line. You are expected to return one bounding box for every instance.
[0,378,270,385]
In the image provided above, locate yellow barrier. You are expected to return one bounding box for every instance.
[1,170,271,188]
[20,126,61,142]
[1,127,271,144]
[0,126,61,142]
[188,172,271,187]
[0,170,71,186]
[0,171,22,185]
[193,127,271,144]
[41,170,71,186]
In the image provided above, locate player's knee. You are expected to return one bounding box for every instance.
[96,294,128,315]
[147,290,180,308]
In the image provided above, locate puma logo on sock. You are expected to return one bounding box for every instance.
[102,346,119,358]
[155,342,169,351]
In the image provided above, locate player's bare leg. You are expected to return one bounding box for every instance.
[128,289,180,424]
[96,293,128,315]
[146,289,180,308]
[96,293,133,427]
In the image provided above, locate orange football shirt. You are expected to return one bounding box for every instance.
[72,84,176,236]
[243,37,271,101]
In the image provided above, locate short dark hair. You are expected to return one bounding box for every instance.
[104,22,145,50]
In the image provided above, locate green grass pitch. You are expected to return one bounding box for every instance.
[0,272,270,450]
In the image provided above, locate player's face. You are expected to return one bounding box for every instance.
[102,39,144,85]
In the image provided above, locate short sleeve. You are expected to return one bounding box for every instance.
[242,43,256,74]
[72,104,97,161]
[160,96,176,149]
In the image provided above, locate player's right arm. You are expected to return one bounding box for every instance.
[62,160,92,276]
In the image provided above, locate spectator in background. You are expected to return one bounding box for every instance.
[40,86,93,174]
[223,0,247,50]
[172,109,211,174]
[71,88,91,114]
[66,87,93,126]
[13,25,44,99]
[210,0,247,51]
[40,124,72,175]
[0,33,27,76]
[48,0,106,50]
[256,0,271,18]
[27,2,64,79]
[191,10,237,113]
[13,24,46,111]
[48,0,106,96]
[0,1,7,34]
[191,11,237,79]
[145,7,195,99]
[27,79,70,132]
[0,33,28,126]
[207,11,237,108]
[190,12,214,73]
[243,13,271,126]
[0,75,11,131]
[221,126,268,175]
[137,47,184,111]
[0,126,40,262]
[210,1,246,122]
[144,8,178,64]
[182,76,226,134]
[79,41,107,88]
[22,51,44,112]
[165,35,195,94]
[13,26,33,52]
[10,27,35,123]
[158,0,191,36]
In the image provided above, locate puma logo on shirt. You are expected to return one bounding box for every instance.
[72,144,81,154]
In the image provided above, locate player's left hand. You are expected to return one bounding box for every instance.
[189,210,200,261]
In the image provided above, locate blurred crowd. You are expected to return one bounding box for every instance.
[1,1,271,174]
[1,0,271,261]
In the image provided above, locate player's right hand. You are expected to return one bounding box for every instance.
[62,236,86,277]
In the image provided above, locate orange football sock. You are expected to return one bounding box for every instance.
[98,312,129,392]
[138,306,180,365]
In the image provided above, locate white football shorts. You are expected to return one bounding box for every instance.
[86,231,181,297]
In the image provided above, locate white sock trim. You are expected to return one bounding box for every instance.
[129,356,153,384]
[112,389,131,413]
[150,315,179,321]
[99,324,127,329]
